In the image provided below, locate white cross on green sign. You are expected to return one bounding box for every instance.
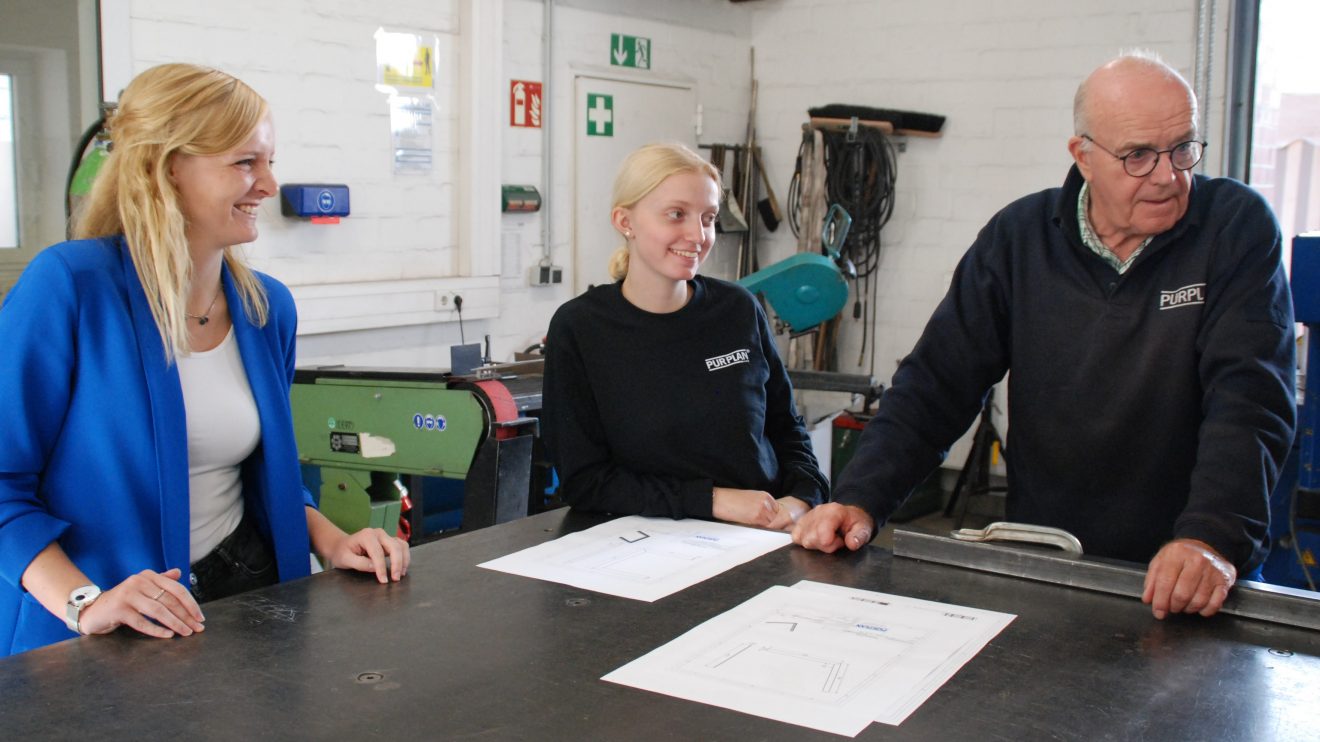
[610,34,650,69]
[587,93,613,137]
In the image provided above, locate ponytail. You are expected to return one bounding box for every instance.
[607,245,630,281]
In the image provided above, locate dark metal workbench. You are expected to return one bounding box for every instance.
[2,508,1317,740]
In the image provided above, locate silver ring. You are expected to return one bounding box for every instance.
[152,588,166,601]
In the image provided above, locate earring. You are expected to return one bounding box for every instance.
[624,231,633,239]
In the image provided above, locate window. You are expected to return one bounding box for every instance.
[0,74,16,248]
[1248,0,1320,242]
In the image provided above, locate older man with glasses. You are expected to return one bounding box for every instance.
[794,51,1295,622]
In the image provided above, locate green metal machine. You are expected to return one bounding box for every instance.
[291,366,542,542]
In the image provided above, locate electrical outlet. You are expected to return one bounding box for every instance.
[529,264,563,287]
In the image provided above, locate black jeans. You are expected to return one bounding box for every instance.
[189,510,278,604]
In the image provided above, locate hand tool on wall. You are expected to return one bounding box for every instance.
[753,147,781,232]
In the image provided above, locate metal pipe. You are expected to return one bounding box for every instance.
[1193,0,1217,172]
[1224,0,1260,182]
[541,0,554,262]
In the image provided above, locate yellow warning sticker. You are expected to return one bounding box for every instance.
[382,46,432,88]
[376,29,434,89]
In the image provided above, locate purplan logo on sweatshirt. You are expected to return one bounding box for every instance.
[1159,283,1206,311]
[705,348,751,371]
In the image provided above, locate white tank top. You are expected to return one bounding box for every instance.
[177,326,261,564]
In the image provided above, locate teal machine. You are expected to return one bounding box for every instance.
[737,204,854,331]
[291,365,544,543]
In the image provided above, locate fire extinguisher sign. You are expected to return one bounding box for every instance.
[510,80,543,128]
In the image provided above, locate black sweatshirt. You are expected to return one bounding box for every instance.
[835,167,1295,570]
[543,277,828,519]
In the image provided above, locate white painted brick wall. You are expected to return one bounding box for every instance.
[304,0,753,366]
[749,0,1202,373]
[496,0,556,359]
[121,0,462,296]
[747,0,1204,469]
[484,0,753,365]
[109,0,1219,388]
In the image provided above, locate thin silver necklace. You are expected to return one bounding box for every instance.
[186,283,222,326]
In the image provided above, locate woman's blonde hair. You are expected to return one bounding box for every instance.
[75,63,270,360]
[607,142,722,281]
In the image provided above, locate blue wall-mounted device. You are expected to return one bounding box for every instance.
[280,184,351,218]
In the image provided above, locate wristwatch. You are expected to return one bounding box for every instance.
[64,585,102,634]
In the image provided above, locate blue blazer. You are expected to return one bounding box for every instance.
[0,237,314,656]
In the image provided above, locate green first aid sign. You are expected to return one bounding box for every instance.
[586,93,613,137]
[610,34,650,69]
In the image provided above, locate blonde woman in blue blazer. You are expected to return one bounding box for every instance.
[0,64,409,656]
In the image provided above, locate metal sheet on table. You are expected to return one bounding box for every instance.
[893,527,1320,631]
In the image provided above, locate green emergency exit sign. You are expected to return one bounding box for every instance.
[610,34,650,69]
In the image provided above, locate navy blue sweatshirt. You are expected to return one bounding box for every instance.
[835,167,1295,570]
[543,276,828,519]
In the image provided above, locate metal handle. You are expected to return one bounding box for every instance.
[820,204,852,259]
[951,521,1084,557]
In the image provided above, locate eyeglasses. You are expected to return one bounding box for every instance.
[1081,135,1206,177]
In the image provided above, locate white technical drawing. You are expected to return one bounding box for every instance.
[605,583,1015,736]
[478,516,791,602]
[683,605,924,705]
[549,525,749,583]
